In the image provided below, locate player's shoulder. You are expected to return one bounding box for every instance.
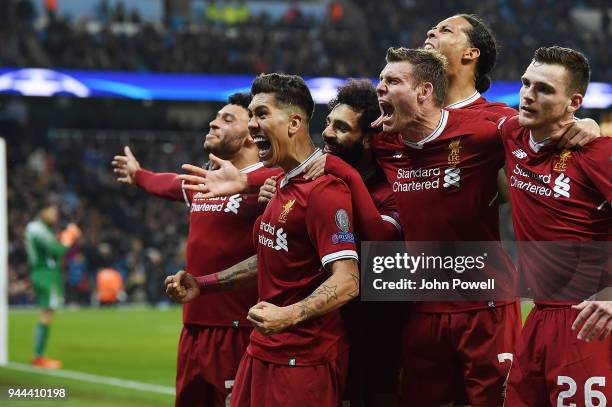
[445,108,500,133]
[249,163,282,177]
[25,220,44,235]
[576,136,612,160]
[472,97,518,118]
[373,131,404,152]
[310,173,350,192]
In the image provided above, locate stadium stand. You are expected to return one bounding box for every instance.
[1,0,609,80]
[3,0,610,306]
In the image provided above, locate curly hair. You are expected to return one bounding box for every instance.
[329,79,380,134]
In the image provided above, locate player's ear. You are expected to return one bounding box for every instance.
[462,46,480,62]
[418,82,434,103]
[287,113,303,137]
[566,93,583,114]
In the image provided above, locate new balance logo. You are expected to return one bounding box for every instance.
[274,228,288,252]
[224,194,243,214]
[393,152,403,159]
[553,173,571,198]
[512,149,527,159]
[443,167,460,188]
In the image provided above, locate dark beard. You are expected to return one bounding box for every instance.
[326,142,364,167]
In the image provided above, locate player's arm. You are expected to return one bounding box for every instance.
[164,254,258,303]
[553,118,601,149]
[304,154,400,241]
[179,154,282,198]
[112,146,186,202]
[247,258,359,336]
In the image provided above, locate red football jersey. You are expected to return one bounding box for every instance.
[446,91,518,118]
[365,170,402,236]
[247,149,358,365]
[499,116,612,304]
[135,163,279,326]
[373,109,517,312]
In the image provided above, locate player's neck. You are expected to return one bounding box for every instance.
[280,135,316,173]
[445,73,477,107]
[531,114,575,143]
[400,107,443,143]
[226,148,260,170]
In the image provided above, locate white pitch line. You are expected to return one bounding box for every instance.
[3,363,175,395]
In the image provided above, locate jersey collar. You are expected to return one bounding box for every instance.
[403,109,449,149]
[280,148,323,188]
[528,131,552,153]
[445,91,481,109]
[239,162,264,174]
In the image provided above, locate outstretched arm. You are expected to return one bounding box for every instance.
[112,146,186,202]
[164,254,258,303]
[246,258,359,335]
[179,154,249,198]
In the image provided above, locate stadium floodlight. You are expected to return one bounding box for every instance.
[0,138,7,366]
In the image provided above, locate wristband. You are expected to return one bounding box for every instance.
[195,274,219,290]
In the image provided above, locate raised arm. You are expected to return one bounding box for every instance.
[112,146,186,202]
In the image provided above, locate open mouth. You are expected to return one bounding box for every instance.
[423,41,436,49]
[253,134,272,159]
[520,106,536,115]
[379,100,395,124]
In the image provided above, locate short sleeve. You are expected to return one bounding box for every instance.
[580,138,612,203]
[305,177,358,267]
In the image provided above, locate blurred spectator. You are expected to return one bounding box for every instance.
[96,267,125,305]
[1,0,608,81]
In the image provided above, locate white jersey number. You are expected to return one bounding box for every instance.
[557,375,606,407]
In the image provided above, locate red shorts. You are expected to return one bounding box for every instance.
[175,325,251,407]
[506,305,611,407]
[400,302,520,407]
[231,351,349,407]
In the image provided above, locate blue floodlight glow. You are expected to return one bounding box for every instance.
[0,68,609,108]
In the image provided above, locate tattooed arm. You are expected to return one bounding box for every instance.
[246,258,359,335]
[164,254,258,303]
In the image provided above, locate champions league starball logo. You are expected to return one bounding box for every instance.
[0,68,90,97]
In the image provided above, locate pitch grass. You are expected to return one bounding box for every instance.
[0,306,182,407]
[0,302,535,407]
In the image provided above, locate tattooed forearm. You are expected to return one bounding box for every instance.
[347,272,359,299]
[291,259,359,324]
[201,254,258,293]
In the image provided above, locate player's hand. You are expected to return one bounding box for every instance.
[164,270,200,303]
[112,146,141,185]
[178,154,248,198]
[571,301,612,342]
[59,223,81,246]
[553,119,600,149]
[247,301,296,335]
[258,176,277,204]
[303,154,327,180]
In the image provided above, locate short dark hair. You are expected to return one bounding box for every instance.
[251,73,315,121]
[457,14,498,93]
[533,46,591,95]
[329,79,380,134]
[386,47,448,106]
[227,92,252,111]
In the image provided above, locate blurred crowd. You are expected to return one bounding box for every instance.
[6,118,203,306]
[1,0,610,81]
